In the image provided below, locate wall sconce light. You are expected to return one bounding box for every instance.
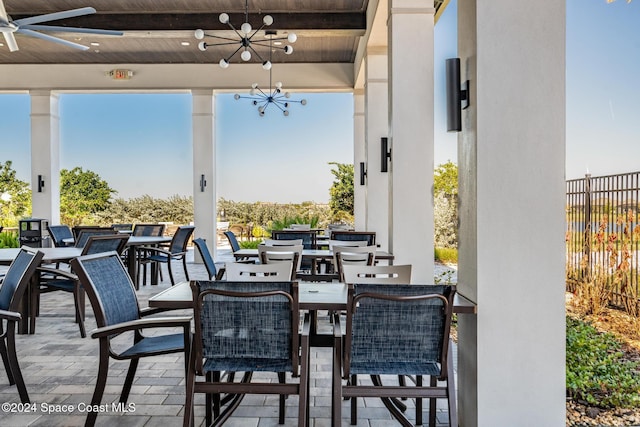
[199,174,207,192]
[381,137,391,173]
[37,175,45,192]
[359,162,367,186]
[446,58,470,132]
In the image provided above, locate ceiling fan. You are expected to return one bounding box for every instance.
[0,1,122,52]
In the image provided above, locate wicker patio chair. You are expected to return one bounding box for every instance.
[183,280,310,427]
[0,248,44,403]
[333,284,457,427]
[70,252,191,427]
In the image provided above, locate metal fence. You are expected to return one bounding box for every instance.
[566,172,640,308]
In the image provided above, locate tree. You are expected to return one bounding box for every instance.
[434,160,458,197]
[0,160,31,227]
[60,167,115,225]
[328,162,354,223]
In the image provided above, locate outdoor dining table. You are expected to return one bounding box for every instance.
[233,248,394,281]
[0,246,84,334]
[148,280,477,347]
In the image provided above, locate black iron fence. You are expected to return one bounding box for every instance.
[566,172,640,308]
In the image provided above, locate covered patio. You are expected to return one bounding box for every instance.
[0,0,566,425]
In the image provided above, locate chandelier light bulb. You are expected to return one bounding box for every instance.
[241,50,251,61]
[263,15,274,26]
[284,110,290,116]
[219,13,229,24]
[288,33,297,43]
[198,41,208,51]
[301,99,307,105]
[258,106,265,113]
[284,46,293,55]
[241,22,252,35]
[194,29,205,40]
[234,94,240,100]
[251,83,259,89]
[219,58,229,68]
[262,61,272,70]
[250,89,256,95]
[285,92,291,98]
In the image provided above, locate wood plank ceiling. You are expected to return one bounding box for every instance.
[1,0,445,66]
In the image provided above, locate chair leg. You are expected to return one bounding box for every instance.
[74,285,86,338]
[182,256,190,282]
[429,376,437,427]
[0,335,15,385]
[350,374,357,425]
[120,358,140,403]
[447,340,458,427]
[416,375,423,426]
[167,258,176,286]
[278,372,286,424]
[6,324,29,403]
[86,339,110,427]
[183,347,197,427]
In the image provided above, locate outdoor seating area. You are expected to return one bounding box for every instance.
[0,242,460,426]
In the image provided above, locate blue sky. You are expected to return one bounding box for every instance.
[0,0,637,201]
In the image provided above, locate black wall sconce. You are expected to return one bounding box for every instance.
[199,174,207,192]
[381,137,391,173]
[359,162,367,185]
[446,58,470,132]
[37,175,45,192]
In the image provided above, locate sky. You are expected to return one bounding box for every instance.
[0,0,637,202]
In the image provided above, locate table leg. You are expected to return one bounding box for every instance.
[127,246,139,289]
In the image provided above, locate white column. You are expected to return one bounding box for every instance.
[192,90,216,260]
[388,0,435,282]
[30,90,60,226]
[456,0,566,426]
[353,89,367,230]
[365,49,390,251]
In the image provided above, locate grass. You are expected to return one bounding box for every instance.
[435,247,457,264]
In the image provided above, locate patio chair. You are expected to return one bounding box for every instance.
[183,280,310,427]
[35,234,130,338]
[223,230,255,263]
[72,226,115,240]
[47,224,74,247]
[263,238,304,247]
[332,284,457,427]
[259,244,303,279]
[74,228,118,248]
[332,245,377,283]
[225,261,293,281]
[132,223,165,236]
[342,264,412,284]
[330,231,376,246]
[111,223,133,232]
[0,248,44,403]
[271,230,317,249]
[138,225,195,286]
[193,238,225,280]
[289,223,311,230]
[70,252,191,427]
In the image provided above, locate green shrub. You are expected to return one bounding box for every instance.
[239,240,263,249]
[566,316,640,408]
[0,231,19,248]
[435,247,458,264]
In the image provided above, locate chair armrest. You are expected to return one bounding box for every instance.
[139,306,184,317]
[333,312,342,338]
[301,312,311,337]
[90,316,192,339]
[37,266,78,281]
[137,246,172,256]
[214,267,226,280]
[0,309,20,322]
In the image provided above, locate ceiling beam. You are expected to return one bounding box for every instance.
[9,12,367,32]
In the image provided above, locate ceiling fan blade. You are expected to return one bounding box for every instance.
[17,28,89,50]
[2,32,18,52]
[23,25,123,36]
[0,0,8,23]
[14,7,96,26]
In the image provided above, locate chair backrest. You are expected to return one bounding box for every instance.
[111,223,133,232]
[330,231,376,246]
[191,280,299,375]
[223,231,241,252]
[225,262,293,281]
[327,239,367,251]
[0,249,44,312]
[74,229,119,248]
[167,226,195,254]
[332,245,377,282]
[259,244,303,278]
[289,223,311,230]
[71,252,141,328]
[72,226,115,240]
[82,234,130,256]
[47,225,73,247]
[343,284,456,379]
[263,239,303,247]
[271,230,316,249]
[132,223,165,237]
[193,238,218,280]
[342,264,412,284]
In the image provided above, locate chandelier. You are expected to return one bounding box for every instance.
[194,0,297,69]
[233,33,307,117]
